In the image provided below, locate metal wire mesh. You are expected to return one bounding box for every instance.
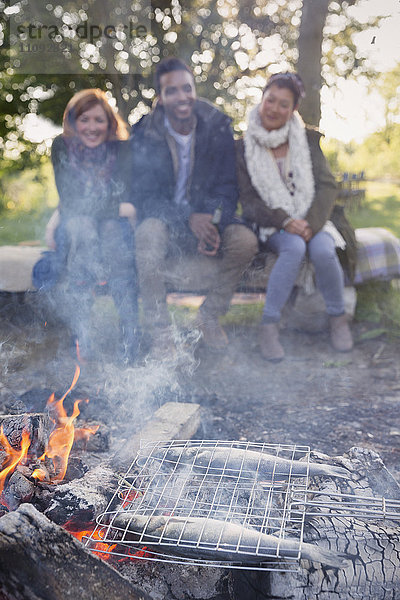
[84,440,311,571]
[290,488,400,520]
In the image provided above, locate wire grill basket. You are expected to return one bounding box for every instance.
[85,440,311,571]
[84,440,400,571]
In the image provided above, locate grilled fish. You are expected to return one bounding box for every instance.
[113,513,349,569]
[145,445,349,480]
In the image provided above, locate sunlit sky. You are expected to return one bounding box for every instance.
[25,0,400,144]
[321,0,400,141]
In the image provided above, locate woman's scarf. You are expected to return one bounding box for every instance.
[243,106,315,220]
[64,136,117,199]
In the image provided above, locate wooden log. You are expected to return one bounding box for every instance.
[42,464,117,525]
[230,447,400,599]
[0,503,152,600]
[0,413,50,457]
[2,472,35,510]
[110,402,201,472]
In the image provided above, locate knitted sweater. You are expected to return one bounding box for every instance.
[51,135,132,220]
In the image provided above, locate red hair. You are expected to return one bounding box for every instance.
[62,89,128,141]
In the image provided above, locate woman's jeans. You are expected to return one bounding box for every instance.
[57,216,138,347]
[262,230,345,323]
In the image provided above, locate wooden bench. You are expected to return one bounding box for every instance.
[1,226,399,334]
[1,226,399,295]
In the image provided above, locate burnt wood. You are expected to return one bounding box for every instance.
[0,413,50,457]
[0,503,152,600]
[42,464,117,525]
[231,447,400,599]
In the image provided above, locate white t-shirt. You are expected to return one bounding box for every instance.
[165,117,194,207]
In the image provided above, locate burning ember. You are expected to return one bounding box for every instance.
[0,365,99,507]
[64,519,152,563]
[64,521,118,560]
[0,428,31,496]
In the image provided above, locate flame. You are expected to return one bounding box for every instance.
[43,365,83,482]
[120,489,142,509]
[64,522,117,560]
[31,468,47,482]
[64,520,151,562]
[0,428,31,496]
[75,340,82,363]
[74,424,99,444]
[0,365,99,502]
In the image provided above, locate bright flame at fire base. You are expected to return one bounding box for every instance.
[0,365,99,505]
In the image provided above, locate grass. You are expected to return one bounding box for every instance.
[0,209,52,246]
[347,182,400,238]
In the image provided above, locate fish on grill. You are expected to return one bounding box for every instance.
[144,445,350,480]
[112,513,349,569]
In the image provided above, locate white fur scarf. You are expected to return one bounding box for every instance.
[244,107,315,219]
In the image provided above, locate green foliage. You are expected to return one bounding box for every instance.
[0,0,387,170]
[323,125,400,182]
[0,159,57,214]
[347,182,400,238]
[355,281,400,338]
[0,158,57,244]
[0,209,53,245]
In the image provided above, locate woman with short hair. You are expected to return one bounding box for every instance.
[236,73,354,361]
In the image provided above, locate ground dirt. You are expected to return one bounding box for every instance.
[1,291,399,484]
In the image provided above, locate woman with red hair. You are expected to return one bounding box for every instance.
[44,89,138,364]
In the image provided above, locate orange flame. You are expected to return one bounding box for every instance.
[64,521,151,562]
[0,365,99,505]
[31,468,47,482]
[65,522,117,560]
[75,340,82,363]
[43,365,83,482]
[0,428,31,496]
[74,424,100,444]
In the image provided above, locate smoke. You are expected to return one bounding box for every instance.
[101,320,202,436]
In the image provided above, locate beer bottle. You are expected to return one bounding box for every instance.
[205,204,222,251]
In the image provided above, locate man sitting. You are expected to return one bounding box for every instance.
[131,57,257,354]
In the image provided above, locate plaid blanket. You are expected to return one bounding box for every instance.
[353,227,400,284]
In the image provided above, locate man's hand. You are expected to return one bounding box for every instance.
[119,202,137,230]
[189,212,221,256]
[284,218,312,242]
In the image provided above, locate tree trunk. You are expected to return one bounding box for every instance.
[297,0,330,127]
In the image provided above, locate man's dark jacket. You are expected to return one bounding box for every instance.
[130,98,238,233]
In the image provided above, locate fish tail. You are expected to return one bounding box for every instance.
[301,543,349,569]
[309,463,350,479]
[325,465,350,479]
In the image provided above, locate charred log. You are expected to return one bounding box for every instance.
[230,447,400,599]
[0,413,50,457]
[0,503,152,600]
[2,472,35,511]
[42,464,117,525]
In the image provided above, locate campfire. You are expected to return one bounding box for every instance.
[1,369,400,600]
[0,365,99,511]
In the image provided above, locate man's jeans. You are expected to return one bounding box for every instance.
[135,218,258,333]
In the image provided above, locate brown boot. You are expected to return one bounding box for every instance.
[259,323,284,362]
[330,314,353,352]
[194,315,228,350]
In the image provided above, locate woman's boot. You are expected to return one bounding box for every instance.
[330,314,353,352]
[259,323,285,362]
